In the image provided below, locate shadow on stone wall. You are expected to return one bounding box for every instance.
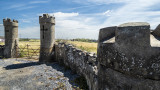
[54,43,98,90]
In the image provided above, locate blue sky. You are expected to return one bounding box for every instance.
[0,0,160,39]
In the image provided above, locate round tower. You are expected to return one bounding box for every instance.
[39,14,55,62]
[3,18,19,58]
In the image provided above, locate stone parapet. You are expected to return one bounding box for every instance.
[97,22,160,90]
[3,18,18,26]
[55,43,98,90]
[39,14,55,24]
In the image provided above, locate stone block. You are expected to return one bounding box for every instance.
[98,26,116,43]
[116,22,150,47]
[152,24,160,37]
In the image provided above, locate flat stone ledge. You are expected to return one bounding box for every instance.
[118,22,150,27]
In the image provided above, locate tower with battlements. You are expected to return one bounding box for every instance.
[3,18,18,58]
[39,14,55,62]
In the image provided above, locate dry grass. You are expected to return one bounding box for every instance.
[0,42,4,45]
[0,40,98,54]
[19,41,40,46]
[67,41,97,53]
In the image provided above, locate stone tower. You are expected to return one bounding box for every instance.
[3,18,18,58]
[39,14,55,62]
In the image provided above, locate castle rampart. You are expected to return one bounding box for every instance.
[97,22,160,90]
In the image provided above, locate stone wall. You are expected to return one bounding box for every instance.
[0,45,4,58]
[97,22,160,90]
[55,43,98,90]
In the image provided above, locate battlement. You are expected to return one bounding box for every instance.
[39,14,55,24]
[3,18,18,26]
[116,22,150,47]
[98,22,160,80]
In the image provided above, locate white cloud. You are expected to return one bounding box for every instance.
[19,26,40,38]
[102,10,112,16]
[34,12,103,39]
[99,0,160,29]
[16,6,37,11]
[53,0,160,39]
[48,12,79,18]
[0,25,4,36]
[69,0,129,5]
[19,19,31,23]
[51,12,100,39]
[20,0,160,39]
[86,0,129,4]
[69,0,160,29]
[7,4,25,9]
[29,0,50,4]
[6,3,36,11]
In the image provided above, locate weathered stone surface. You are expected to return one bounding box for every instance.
[39,14,55,62]
[116,22,150,48]
[152,24,160,37]
[98,65,160,90]
[98,26,116,43]
[0,45,4,58]
[3,18,19,58]
[97,22,160,90]
[119,22,150,27]
[55,43,98,90]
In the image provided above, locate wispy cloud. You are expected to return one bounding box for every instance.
[7,4,25,9]
[46,12,104,39]
[67,0,128,5]
[101,0,160,28]
[19,0,160,39]
[50,12,79,18]
[16,6,37,11]
[6,3,36,11]
[19,26,40,38]
[19,19,31,23]
[67,3,106,10]
[29,0,50,4]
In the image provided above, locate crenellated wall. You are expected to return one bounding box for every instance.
[97,22,160,90]
[55,43,98,90]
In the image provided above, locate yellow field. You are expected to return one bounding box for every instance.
[0,42,4,45]
[0,40,98,54]
[67,41,97,53]
[19,41,40,46]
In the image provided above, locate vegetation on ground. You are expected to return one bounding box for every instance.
[73,76,89,90]
[0,42,4,45]
[70,38,97,43]
[56,39,97,53]
[67,41,97,53]
[0,38,97,58]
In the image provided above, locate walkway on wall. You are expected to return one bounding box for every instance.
[0,58,83,90]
